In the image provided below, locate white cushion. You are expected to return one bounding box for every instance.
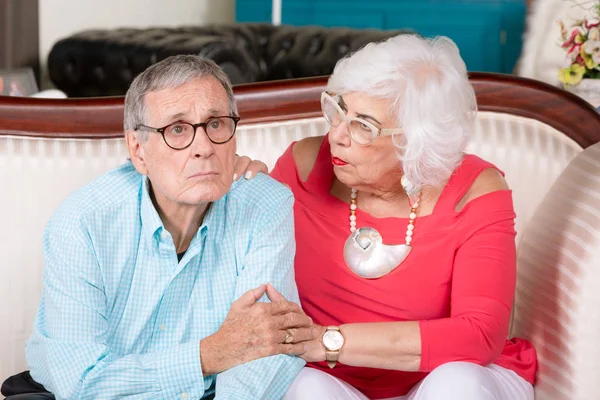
[236,117,328,170]
[468,112,582,241]
[0,137,128,381]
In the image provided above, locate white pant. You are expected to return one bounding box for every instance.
[284,362,534,400]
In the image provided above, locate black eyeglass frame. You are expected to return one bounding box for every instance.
[134,115,241,150]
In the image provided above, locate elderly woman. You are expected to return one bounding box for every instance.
[241,34,537,399]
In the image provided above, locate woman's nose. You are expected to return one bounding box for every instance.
[329,121,352,147]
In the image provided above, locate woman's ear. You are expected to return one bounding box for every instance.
[125,130,149,175]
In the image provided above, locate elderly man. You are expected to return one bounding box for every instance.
[6,55,314,399]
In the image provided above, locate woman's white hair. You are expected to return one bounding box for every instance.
[326,34,477,188]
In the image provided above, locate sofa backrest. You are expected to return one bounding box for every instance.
[1,73,599,383]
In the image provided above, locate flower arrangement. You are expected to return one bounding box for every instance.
[558,2,600,86]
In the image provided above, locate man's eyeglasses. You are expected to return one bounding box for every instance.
[321,92,403,145]
[135,116,240,150]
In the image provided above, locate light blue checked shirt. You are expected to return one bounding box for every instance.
[26,162,304,400]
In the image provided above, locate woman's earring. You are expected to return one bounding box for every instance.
[401,174,420,204]
[401,174,416,195]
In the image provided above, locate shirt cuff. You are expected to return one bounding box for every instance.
[154,341,205,399]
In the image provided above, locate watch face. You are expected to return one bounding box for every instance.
[323,330,344,351]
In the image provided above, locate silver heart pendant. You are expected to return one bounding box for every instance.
[343,227,412,279]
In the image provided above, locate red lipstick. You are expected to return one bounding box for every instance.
[332,156,348,166]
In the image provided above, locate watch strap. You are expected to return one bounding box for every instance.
[324,326,342,369]
[326,350,339,369]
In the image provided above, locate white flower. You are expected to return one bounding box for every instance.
[590,27,600,41]
[564,48,579,67]
[583,40,600,64]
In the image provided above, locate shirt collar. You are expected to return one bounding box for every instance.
[140,176,165,245]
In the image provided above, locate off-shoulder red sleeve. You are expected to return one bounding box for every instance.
[419,191,517,371]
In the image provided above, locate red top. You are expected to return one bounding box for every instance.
[270,137,537,399]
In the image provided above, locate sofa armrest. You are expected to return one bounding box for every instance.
[512,143,600,399]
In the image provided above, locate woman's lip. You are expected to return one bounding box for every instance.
[332,156,348,166]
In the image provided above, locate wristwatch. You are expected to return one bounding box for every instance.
[322,326,345,369]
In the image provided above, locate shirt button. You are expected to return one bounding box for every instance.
[159,324,165,331]
[161,231,168,239]
[181,393,189,399]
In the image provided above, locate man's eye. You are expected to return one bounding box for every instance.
[171,125,185,134]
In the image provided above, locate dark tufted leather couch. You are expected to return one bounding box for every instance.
[47,23,408,97]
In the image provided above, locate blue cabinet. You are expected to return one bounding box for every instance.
[235,0,526,74]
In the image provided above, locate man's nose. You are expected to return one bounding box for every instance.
[190,127,215,158]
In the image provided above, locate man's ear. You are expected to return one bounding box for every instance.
[125,130,149,175]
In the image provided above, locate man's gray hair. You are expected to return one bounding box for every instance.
[327,34,477,188]
[124,54,237,140]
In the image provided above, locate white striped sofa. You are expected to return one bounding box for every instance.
[1,74,599,399]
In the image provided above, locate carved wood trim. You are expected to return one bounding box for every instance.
[1,73,599,148]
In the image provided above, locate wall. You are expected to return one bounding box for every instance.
[0,0,39,77]
[236,0,527,75]
[38,0,235,88]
